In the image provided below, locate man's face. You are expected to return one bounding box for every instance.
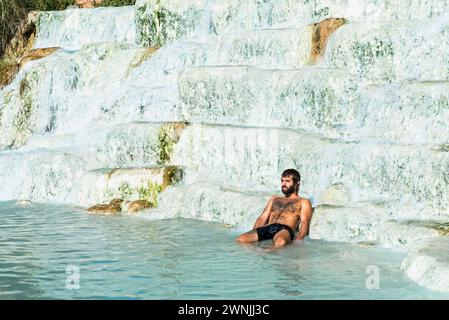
[281,175,297,196]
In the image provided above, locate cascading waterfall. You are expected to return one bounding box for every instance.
[0,0,449,293]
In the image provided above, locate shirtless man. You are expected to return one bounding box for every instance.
[235,169,313,247]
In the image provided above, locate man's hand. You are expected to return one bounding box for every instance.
[294,199,313,241]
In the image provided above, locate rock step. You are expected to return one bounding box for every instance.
[16,121,189,168]
[310,202,448,246]
[0,146,184,207]
[155,180,449,248]
[0,43,164,149]
[2,122,448,214]
[0,150,86,204]
[34,6,137,49]
[326,17,449,83]
[136,0,449,46]
[30,4,449,83]
[203,21,345,68]
[79,165,184,207]
[154,181,270,227]
[170,123,449,214]
[401,237,449,292]
[9,26,449,150]
[179,66,449,144]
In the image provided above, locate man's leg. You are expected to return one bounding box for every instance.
[272,229,292,247]
[235,229,259,243]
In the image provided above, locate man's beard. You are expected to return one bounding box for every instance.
[281,185,296,196]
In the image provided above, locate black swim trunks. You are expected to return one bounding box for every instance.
[256,223,295,241]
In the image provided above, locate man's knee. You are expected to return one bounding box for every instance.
[273,236,288,247]
[235,234,245,242]
[236,231,258,243]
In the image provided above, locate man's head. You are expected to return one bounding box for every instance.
[281,169,301,196]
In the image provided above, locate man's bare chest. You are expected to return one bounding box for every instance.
[271,198,301,216]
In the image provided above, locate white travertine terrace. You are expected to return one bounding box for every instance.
[0,0,449,292]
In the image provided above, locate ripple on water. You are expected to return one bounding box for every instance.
[0,201,448,299]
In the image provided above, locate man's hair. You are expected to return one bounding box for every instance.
[282,168,301,184]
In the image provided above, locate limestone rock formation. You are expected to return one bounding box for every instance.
[401,237,449,292]
[87,199,122,215]
[18,47,60,69]
[317,183,351,207]
[310,18,347,64]
[127,199,152,213]
[15,199,32,206]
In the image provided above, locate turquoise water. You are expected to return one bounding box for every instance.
[0,201,448,300]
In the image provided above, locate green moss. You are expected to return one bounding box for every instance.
[136,179,162,207]
[350,37,394,69]
[102,164,183,208]
[433,222,449,236]
[0,90,12,124]
[156,123,186,165]
[434,144,449,152]
[0,92,7,104]
[301,86,335,128]
[117,181,133,199]
[98,0,135,7]
[12,69,39,147]
[137,1,202,47]
[0,58,18,87]
[312,6,329,19]
[104,182,134,202]
[162,165,183,189]
[157,126,174,164]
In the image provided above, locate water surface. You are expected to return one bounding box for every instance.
[0,201,447,299]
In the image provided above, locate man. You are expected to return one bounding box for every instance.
[236,169,313,247]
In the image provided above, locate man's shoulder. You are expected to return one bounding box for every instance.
[299,198,313,216]
[300,197,312,206]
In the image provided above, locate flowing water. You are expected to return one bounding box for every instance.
[0,201,447,300]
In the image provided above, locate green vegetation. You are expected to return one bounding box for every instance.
[104,179,163,207]
[157,123,178,165]
[434,222,449,236]
[137,0,202,47]
[161,166,182,189]
[0,0,26,57]
[136,179,162,207]
[117,181,134,199]
[350,37,394,68]
[0,0,135,57]
[0,0,74,55]
[10,69,39,147]
[0,0,71,87]
[99,0,135,7]
[0,57,18,87]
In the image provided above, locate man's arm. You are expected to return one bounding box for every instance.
[295,199,313,241]
[252,196,276,230]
